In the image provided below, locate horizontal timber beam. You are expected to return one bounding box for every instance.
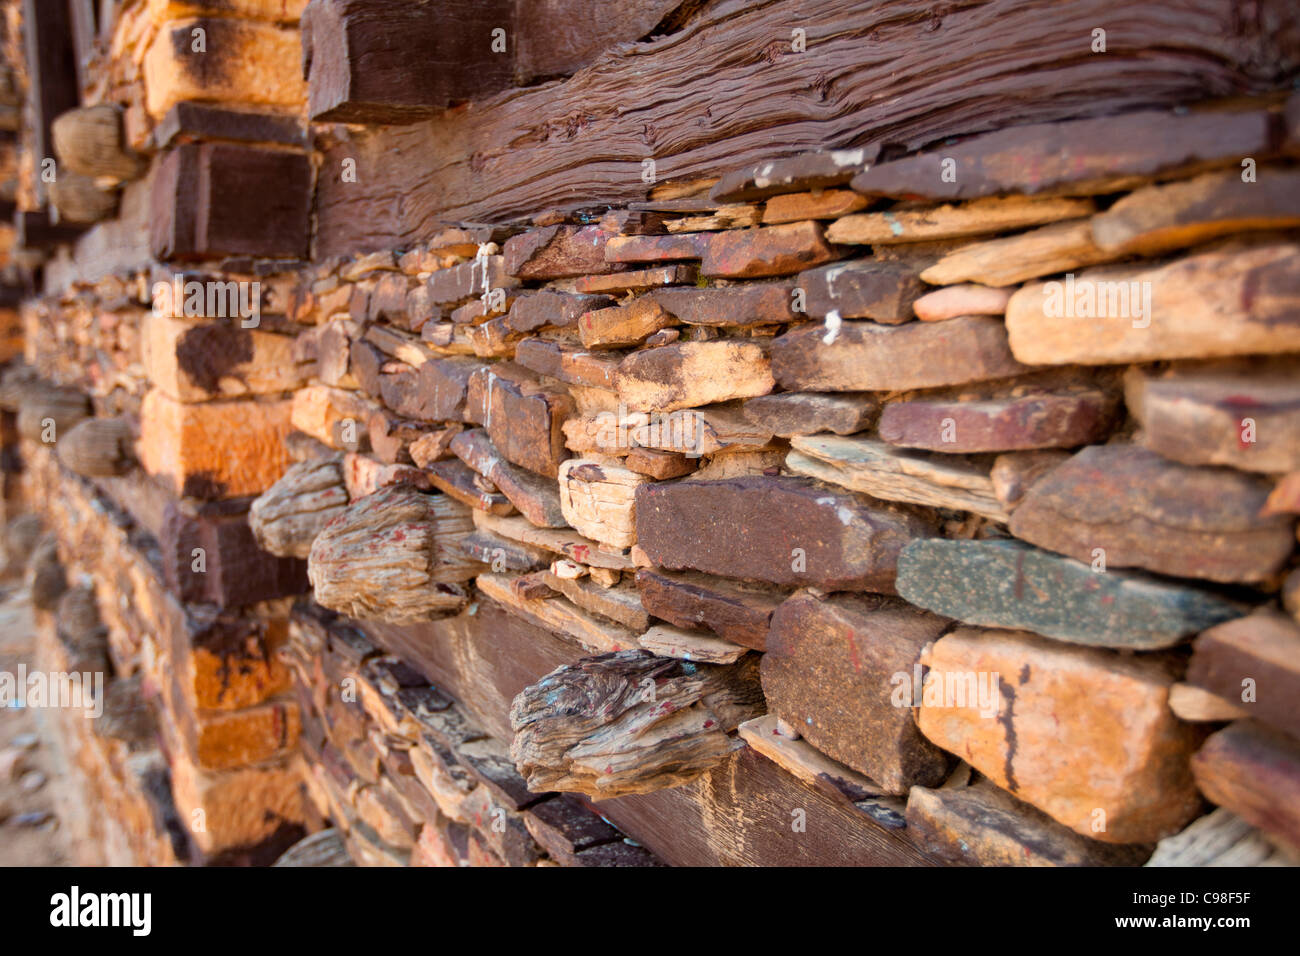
[312,0,1300,257]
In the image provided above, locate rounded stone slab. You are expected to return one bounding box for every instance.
[896,537,1243,649]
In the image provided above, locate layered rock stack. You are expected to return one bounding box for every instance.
[250,104,1300,865]
[2,0,1298,867]
[2,0,311,865]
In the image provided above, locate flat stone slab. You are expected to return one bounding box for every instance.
[634,475,934,592]
[897,537,1244,649]
[1008,444,1295,584]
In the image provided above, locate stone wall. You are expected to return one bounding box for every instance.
[2,0,1298,867]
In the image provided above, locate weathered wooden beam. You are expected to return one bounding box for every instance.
[150,143,311,260]
[52,105,145,181]
[16,382,91,442]
[249,455,349,559]
[511,0,685,83]
[301,0,687,125]
[49,170,118,224]
[138,389,294,498]
[313,0,1300,255]
[55,417,136,477]
[153,102,308,150]
[301,0,514,124]
[21,0,81,206]
[14,208,86,250]
[143,16,305,118]
[307,485,476,622]
[160,499,310,608]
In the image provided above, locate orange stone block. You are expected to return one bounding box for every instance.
[917,627,1205,844]
[139,388,293,498]
[186,698,302,771]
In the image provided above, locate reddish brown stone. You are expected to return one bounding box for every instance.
[450,428,567,527]
[1264,472,1300,516]
[425,458,513,514]
[990,450,1070,509]
[878,389,1118,452]
[762,591,953,793]
[1009,445,1294,584]
[772,316,1030,392]
[700,222,840,279]
[649,282,795,327]
[1188,612,1300,740]
[367,272,411,322]
[918,628,1205,843]
[797,260,926,323]
[464,316,524,357]
[635,567,783,650]
[503,224,623,280]
[763,189,870,223]
[1192,721,1300,853]
[427,256,519,309]
[616,340,774,412]
[577,298,676,349]
[574,264,697,296]
[367,410,427,464]
[482,366,575,477]
[514,338,621,389]
[349,339,385,396]
[1125,362,1300,474]
[623,447,697,480]
[634,476,934,591]
[451,295,512,325]
[743,392,877,438]
[342,452,431,500]
[506,291,614,332]
[414,356,486,423]
[604,233,709,263]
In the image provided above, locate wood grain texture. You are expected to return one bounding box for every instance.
[302,0,513,123]
[22,0,81,208]
[510,650,762,799]
[314,0,1300,256]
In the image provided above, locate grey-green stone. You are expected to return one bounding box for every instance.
[897,537,1243,649]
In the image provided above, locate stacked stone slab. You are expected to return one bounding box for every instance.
[244,92,1299,866]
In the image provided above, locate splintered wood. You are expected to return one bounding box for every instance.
[308,485,475,621]
[510,650,764,799]
[250,456,350,558]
